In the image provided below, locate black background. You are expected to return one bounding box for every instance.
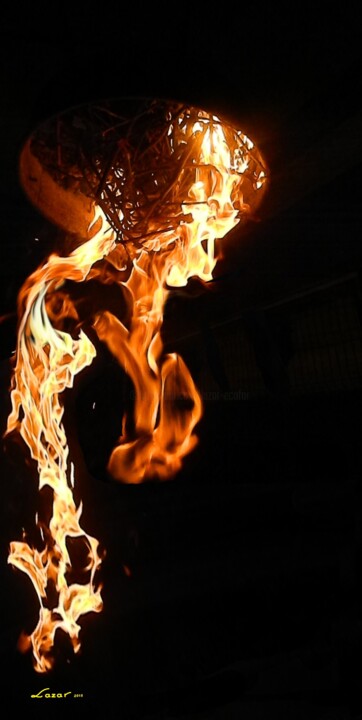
[1,4,362,718]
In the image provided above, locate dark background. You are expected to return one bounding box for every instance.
[1,4,362,718]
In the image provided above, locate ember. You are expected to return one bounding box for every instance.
[6,99,267,671]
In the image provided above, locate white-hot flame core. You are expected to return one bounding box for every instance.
[7,112,265,672]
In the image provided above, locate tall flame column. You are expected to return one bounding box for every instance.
[7,100,268,671]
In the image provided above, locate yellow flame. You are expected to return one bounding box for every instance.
[7,110,264,671]
[7,211,114,671]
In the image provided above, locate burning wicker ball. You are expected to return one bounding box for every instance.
[19,97,268,246]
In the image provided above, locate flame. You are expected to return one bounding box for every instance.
[6,108,266,671]
[6,213,114,671]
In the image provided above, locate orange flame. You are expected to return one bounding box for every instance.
[6,109,267,671]
[6,218,115,671]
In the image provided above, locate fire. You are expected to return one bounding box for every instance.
[6,218,114,671]
[6,105,267,671]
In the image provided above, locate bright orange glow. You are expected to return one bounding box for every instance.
[6,107,267,672]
